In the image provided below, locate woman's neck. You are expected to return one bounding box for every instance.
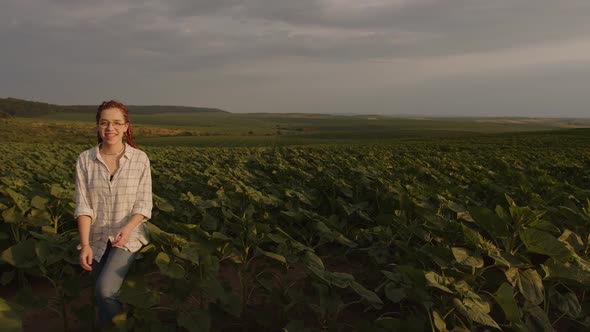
[100,142,125,155]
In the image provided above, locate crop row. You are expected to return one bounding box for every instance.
[1,131,589,331]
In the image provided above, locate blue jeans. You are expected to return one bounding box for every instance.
[92,241,136,327]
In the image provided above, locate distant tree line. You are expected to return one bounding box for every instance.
[0,97,228,117]
[0,98,63,117]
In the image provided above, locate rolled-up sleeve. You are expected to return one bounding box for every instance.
[132,156,152,221]
[74,154,95,221]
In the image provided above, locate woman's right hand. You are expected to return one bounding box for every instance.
[80,245,93,271]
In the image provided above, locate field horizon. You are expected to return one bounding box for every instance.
[2,97,588,148]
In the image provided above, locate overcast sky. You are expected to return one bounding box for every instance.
[2,0,590,117]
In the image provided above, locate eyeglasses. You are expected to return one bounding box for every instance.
[98,121,127,129]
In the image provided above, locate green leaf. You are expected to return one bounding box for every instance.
[504,268,519,287]
[447,201,466,213]
[146,222,190,248]
[489,251,530,269]
[397,265,427,286]
[267,233,287,244]
[172,243,204,265]
[520,228,571,261]
[460,224,497,253]
[155,252,185,279]
[2,206,21,224]
[463,297,491,314]
[469,206,509,239]
[198,278,241,317]
[558,229,585,253]
[0,297,24,332]
[154,194,175,212]
[2,189,30,212]
[432,310,448,332]
[325,271,354,289]
[550,289,581,318]
[49,184,70,199]
[255,247,287,264]
[202,213,218,231]
[384,283,406,303]
[506,195,543,227]
[457,211,474,222]
[453,280,480,300]
[517,269,544,305]
[177,309,210,332]
[542,258,590,285]
[452,247,484,268]
[118,278,160,309]
[25,208,52,227]
[34,240,52,265]
[529,220,561,234]
[303,251,325,278]
[314,221,357,248]
[41,226,57,234]
[0,239,37,268]
[350,281,383,307]
[424,271,454,294]
[492,283,521,323]
[452,297,500,329]
[30,196,48,210]
[211,232,230,241]
[523,302,552,332]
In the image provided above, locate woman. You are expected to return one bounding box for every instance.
[74,100,152,327]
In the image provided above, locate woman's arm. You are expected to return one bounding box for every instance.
[77,215,93,271]
[131,156,153,220]
[74,154,95,221]
[74,154,94,271]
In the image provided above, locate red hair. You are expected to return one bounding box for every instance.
[96,100,138,149]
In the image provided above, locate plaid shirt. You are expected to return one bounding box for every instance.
[74,143,152,263]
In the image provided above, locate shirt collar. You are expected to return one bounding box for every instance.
[92,142,134,160]
[122,142,133,159]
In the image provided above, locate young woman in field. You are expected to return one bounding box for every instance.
[74,100,152,327]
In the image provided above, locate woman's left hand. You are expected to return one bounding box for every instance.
[111,226,132,247]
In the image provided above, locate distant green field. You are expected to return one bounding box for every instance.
[0,111,583,147]
[37,112,571,135]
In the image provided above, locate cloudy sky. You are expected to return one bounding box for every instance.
[2,0,590,116]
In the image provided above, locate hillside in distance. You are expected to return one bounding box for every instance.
[0,97,228,117]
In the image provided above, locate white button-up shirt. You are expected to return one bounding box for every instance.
[74,143,152,263]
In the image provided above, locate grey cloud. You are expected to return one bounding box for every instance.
[1,0,590,116]
[235,0,590,57]
[4,0,590,68]
[149,0,589,59]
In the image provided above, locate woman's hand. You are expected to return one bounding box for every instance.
[80,245,93,271]
[112,214,145,248]
[111,225,133,248]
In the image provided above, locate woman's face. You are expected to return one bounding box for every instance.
[98,107,129,146]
